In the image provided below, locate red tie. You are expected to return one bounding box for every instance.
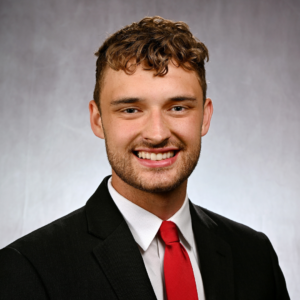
[159,221,198,300]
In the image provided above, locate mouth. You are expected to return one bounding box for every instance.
[134,150,177,161]
[133,148,180,168]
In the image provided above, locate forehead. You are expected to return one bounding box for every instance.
[101,62,203,102]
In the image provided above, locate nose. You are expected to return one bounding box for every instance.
[142,109,171,145]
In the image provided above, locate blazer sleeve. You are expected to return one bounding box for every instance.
[0,247,49,300]
[263,234,290,300]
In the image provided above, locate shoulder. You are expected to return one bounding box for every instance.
[191,203,290,299]
[5,206,87,253]
[0,206,91,299]
[191,203,271,249]
[0,176,116,267]
[0,204,102,272]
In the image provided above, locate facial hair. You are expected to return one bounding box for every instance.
[103,132,202,194]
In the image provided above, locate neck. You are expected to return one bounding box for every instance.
[111,172,187,220]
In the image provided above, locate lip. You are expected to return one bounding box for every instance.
[134,147,179,154]
[134,150,179,168]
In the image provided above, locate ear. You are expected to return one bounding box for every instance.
[201,98,213,137]
[89,100,105,139]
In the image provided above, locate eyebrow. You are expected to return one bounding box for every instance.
[110,95,197,106]
[110,98,143,106]
[168,96,197,102]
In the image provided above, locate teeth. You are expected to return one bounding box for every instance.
[137,151,175,161]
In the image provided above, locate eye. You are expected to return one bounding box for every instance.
[123,108,138,114]
[171,106,185,112]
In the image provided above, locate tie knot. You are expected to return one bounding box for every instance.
[159,221,179,244]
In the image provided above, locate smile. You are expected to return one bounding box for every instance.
[133,148,179,168]
[136,151,175,161]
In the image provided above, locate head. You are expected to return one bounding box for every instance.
[90,16,213,195]
[93,16,209,113]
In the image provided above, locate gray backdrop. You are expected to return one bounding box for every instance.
[1,0,299,297]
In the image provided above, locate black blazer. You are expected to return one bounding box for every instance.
[0,176,289,299]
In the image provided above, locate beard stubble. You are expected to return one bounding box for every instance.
[103,133,202,194]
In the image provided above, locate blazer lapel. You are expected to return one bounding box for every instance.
[86,176,157,300]
[190,203,235,300]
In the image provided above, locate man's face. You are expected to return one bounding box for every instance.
[90,62,213,193]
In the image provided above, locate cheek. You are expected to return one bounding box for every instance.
[106,120,140,148]
[171,115,202,143]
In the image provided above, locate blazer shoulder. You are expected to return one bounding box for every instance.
[192,203,268,243]
[4,206,87,254]
[5,176,114,253]
[0,205,101,295]
[191,204,290,299]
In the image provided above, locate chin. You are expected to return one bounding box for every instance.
[126,172,185,194]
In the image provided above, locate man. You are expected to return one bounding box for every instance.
[0,16,289,300]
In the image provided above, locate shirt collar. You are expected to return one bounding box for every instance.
[107,177,193,251]
[169,192,194,251]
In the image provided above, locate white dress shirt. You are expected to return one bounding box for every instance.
[108,178,206,300]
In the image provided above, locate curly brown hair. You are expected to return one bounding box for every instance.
[93,16,209,110]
